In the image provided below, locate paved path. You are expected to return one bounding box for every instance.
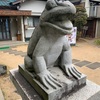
[3,49,26,57]
[1,48,100,70]
[0,41,28,48]
[0,39,99,100]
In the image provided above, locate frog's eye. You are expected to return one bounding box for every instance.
[46,0,57,10]
[55,0,69,4]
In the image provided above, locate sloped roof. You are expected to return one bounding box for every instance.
[0,0,16,6]
[89,0,100,3]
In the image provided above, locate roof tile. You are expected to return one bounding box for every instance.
[0,0,17,6]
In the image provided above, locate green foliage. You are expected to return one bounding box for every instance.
[73,7,88,32]
[94,39,100,45]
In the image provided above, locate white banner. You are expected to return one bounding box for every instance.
[68,27,77,45]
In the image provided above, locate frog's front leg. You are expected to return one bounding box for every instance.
[32,36,61,89]
[60,40,82,79]
[32,56,61,89]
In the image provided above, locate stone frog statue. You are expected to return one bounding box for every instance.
[24,0,82,89]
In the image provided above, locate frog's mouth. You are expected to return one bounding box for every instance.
[40,0,76,35]
[49,18,73,34]
[40,14,73,35]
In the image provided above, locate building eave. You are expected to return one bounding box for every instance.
[0,9,31,16]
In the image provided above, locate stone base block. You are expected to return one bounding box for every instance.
[19,65,86,100]
[10,68,100,100]
[10,64,87,100]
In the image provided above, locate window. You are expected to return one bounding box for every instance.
[27,16,40,27]
[0,17,11,41]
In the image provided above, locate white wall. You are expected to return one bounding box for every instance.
[19,0,46,40]
[25,28,35,38]
[23,16,38,39]
[84,0,90,17]
[81,0,90,17]
[19,0,46,15]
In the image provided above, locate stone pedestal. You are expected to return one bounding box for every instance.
[10,68,100,100]
[10,64,88,100]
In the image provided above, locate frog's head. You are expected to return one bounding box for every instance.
[40,0,76,35]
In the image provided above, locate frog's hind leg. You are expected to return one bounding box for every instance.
[24,56,34,71]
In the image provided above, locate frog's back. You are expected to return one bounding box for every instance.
[27,26,42,58]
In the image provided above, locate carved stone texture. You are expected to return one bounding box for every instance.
[17,0,87,99]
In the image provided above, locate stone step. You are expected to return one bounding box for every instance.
[18,65,86,100]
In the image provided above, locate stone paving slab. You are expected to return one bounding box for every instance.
[10,51,26,55]
[3,50,18,54]
[20,52,27,56]
[88,91,100,100]
[72,59,80,64]
[2,49,26,57]
[0,88,4,100]
[67,80,100,100]
[75,60,92,67]
[20,53,26,57]
[86,62,100,69]
[1,49,12,52]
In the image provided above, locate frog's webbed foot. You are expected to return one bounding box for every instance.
[36,70,62,89]
[62,64,82,79]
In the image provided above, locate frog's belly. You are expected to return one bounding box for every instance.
[44,46,62,68]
